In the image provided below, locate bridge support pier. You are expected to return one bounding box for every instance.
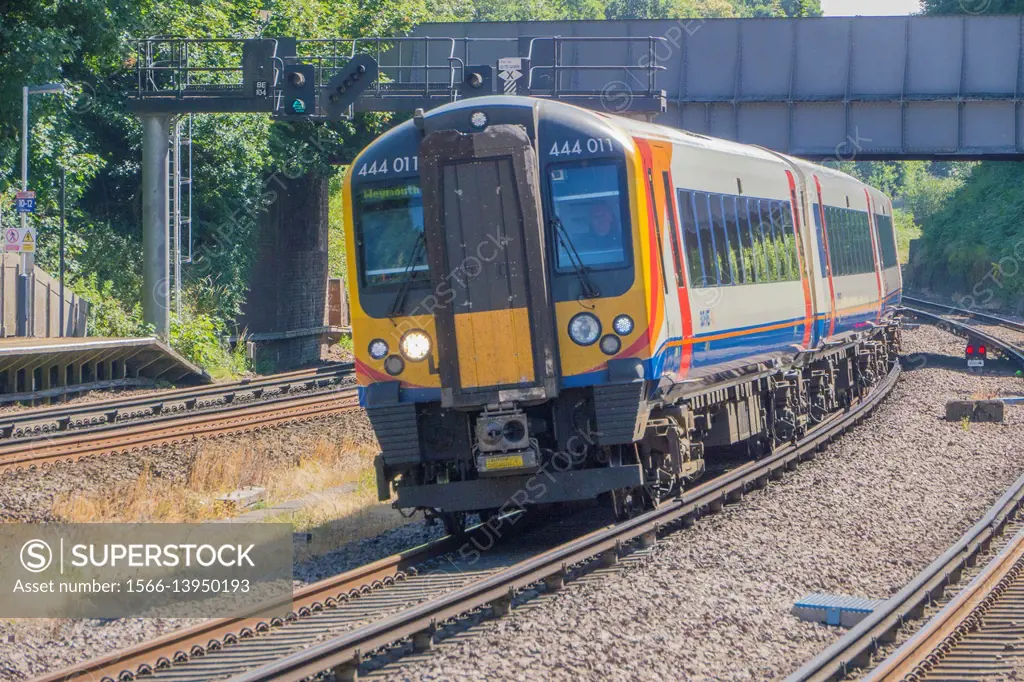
[140,114,171,339]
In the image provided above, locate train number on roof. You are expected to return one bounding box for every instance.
[356,156,419,177]
[549,138,616,157]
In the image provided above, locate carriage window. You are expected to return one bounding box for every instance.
[749,200,765,281]
[709,195,733,286]
[723,195,745,284]
[824,206,877,277]
[549,163,629,271]
[761,201,782,282]
[680,190,705,287]
[779,202,800,279]
[676,191,808,287]
[355,183,427,287]
[695,193,718,287]
[735,197,754,284]
[859,213,870,272]
[875,213,899,268]
[770,202,791,280]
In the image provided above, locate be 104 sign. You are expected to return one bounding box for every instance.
[14,191,36,214]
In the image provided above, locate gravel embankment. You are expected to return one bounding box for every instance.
[2,324,1020,682]
[372,324,1024,681]
[0,402,368,523]
[0,403,436,680]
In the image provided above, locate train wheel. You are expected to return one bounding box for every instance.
[611,487,644,520]
[479,508,502,529]
[440,512,467,537]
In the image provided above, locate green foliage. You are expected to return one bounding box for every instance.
[71,273,250,377]
[71,274,151,338]
[892,208,920,264]
[910,163,1024,308]
[604,0,820,19]
[901,162,972,224]
[0,0,422,374]
[922,0,1024,13]
[170,306,251,380]
[328,172,348,280]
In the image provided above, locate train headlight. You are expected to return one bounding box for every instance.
[400,330,431,362]
[470,111,488,129]
[568,313,601,346]
[368,339,389,360]
[600,334,621,356]
[613,314,634,336]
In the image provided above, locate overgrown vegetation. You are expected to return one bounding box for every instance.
[908,163,1024,310]
[1,1,822,374]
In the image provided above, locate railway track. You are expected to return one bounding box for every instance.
[34,358,901,682]
[0,363,357,474]
[902,296,1024,336]
[900,304,1024,371]
[29,525,492,682]
[866,523,1024,681]
[902,296,1024,365]
[788,469,1024,682]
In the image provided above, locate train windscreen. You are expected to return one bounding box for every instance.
[548,163,630,271]
[354,183,427,287]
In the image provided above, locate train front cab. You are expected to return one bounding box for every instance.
[346,98,658,515]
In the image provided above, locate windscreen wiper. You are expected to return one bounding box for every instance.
[552,217,600,299]
[388,232,427,318]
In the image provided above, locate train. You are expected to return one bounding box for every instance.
[343,95,902,531]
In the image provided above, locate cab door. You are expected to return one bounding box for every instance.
[419,125,559,408]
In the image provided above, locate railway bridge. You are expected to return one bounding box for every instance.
[130,14,1024,364]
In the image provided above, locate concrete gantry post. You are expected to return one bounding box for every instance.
[141,114,171,339]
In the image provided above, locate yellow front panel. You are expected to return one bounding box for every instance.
[454,308,535,388]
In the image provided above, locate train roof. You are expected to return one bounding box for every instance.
[364,96,879,199]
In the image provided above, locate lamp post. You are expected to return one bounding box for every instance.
[17,82,66,337]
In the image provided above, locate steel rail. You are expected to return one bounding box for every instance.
[222,363,902,682]
[900,306,1024,369]
[863,526,1024,681]
[0,388,360,474]
[0,362,353,442]
[902,295,1024,334]
[787,468,1024,682]
[30,526,495,682]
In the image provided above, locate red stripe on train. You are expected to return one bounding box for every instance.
[786,170,813,348]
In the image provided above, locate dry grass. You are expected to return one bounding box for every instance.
[51,417,383,525]
[275,474,412,563]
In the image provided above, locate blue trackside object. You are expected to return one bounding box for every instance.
[792,593,886,628]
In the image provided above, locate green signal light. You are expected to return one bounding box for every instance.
[291,99,306,114]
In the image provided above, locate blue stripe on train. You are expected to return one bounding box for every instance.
[688,318,805,370]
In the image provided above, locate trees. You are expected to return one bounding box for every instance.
[902,0,1024,309]
[603,0,821,19]
[922,0,1024,13]
[1,0,832,368]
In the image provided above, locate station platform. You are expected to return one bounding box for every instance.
[0,336,209,403]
